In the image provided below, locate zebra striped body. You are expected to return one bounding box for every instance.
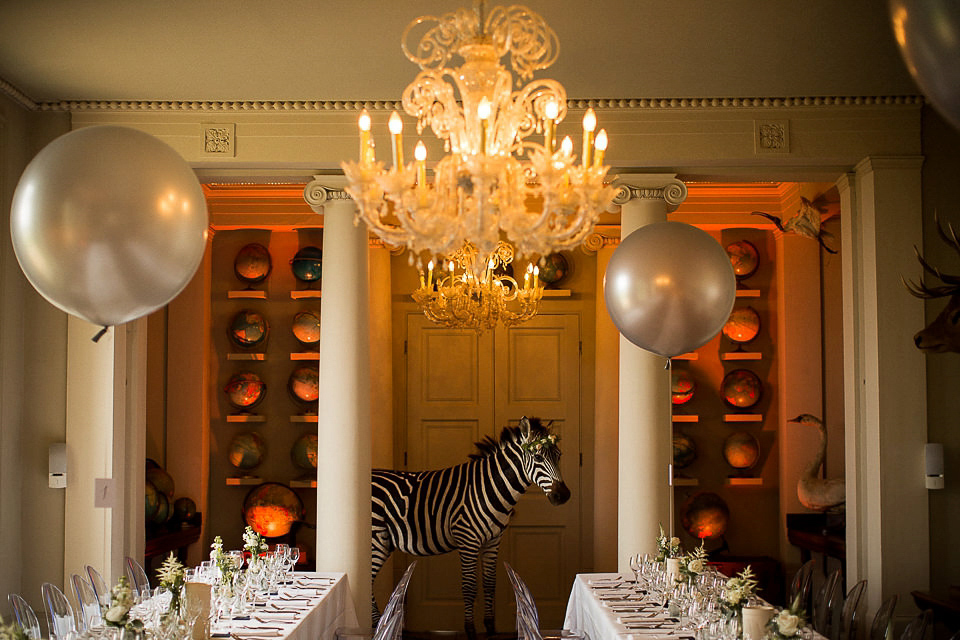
[370,417,569,639]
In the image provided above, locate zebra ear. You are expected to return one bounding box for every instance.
[519,416,532,441]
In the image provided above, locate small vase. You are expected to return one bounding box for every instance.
[742,604,776,640]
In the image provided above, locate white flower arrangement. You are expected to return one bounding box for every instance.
[679,542,708,580]
[521,433,559,454]
[0,615,28,640]
[157,552,185,616]
[211,535,235,584]
[722,565,758,616]
[767,594,807,640]
[655,523,683,561]
[103,575,138,628]
[243,525,268,563]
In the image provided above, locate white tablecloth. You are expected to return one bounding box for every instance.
[563,573,690,640]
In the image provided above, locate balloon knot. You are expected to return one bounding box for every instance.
[91,326,109,342]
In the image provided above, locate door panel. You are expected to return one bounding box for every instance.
[404,312,581,632]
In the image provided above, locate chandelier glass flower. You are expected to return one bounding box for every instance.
[342,1,615,270]
[411,240,543,333]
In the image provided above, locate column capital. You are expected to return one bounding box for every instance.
[303,178,352,214]
[611,175,688,212]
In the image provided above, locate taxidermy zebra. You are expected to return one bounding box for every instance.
[370,416,570,639]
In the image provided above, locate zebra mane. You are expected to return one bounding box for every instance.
[468,419,551,460]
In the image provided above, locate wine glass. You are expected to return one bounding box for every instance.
[227,550,245,572]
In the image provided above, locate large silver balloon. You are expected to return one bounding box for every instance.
[890,0,960,130]
[604,221,736,358]
[11,126,208,327]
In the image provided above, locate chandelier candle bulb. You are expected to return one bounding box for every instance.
[582,108,597,167]
[544,98,559,151]
[427,260,434,289]
[478,97,492,155]
[388,111,404,168]
[594,129,608,167]
[358,109,372,164]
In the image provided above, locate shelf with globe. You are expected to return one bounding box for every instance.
[224,371,267,421]
[227,309,270,360]
[231,243,273,297]
[289,246,322,297]
[720,369,763,422]
[722,431,764,487]
[288,434,318,488]
[290,311,321,360]
[226,431,265,486]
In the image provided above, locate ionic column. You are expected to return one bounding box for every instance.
[613,176,688,575]
[304,181,372,621]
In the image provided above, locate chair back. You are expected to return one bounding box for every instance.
[899,610,932,640]
[813,569,844,639]
[41,582,77,640]
[505,562,540,634]
[86,565,111,608]
[838,580,867,640]
[789,560,816,614]
[8,593,42,640]
[373,561,417,640]
[71,573,103,630]
[869,594,898,640]
[125,555,151,597]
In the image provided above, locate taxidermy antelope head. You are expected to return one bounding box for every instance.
[904,214,960,352]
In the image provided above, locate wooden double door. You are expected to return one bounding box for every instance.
[400,312,584,632]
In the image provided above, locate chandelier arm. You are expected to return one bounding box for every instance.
[484,5,559,80]
[402,8,477,70]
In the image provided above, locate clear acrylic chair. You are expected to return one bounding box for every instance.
[41,582,78,640]
[899,610,933,640]
[85,565,111,608]
[813,569,844,639]
[125,555,151,597]
[504,562,587,640]
[373,561,417,640]
[71,573,103,630]
[869,594,898,640]
[8,593,42,640]
[837,579,867,640]
[788,560,815,614]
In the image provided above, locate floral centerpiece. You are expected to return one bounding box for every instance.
[679,542,708,581]
[243,525,268,566]
[211,536,235,585]
[103,575,144,634]
[655,523,682,562]
[0,615,29,640]
[767,594,807,640]
[157,552,186,617]
[721,566,758,617]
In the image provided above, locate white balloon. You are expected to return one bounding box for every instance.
[10,126,208,327]
[603,221,736,358]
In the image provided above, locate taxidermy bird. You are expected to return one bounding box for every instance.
[752,197,838,254]
[789,414,846,511]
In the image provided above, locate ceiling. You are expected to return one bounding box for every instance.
[0,0,919,105]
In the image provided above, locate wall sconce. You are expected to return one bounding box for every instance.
[925,443,944,490]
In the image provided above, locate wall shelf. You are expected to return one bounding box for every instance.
[290,415,318,423]
[226,414,266,423]
[290,479,317,489]
[723,414,763,422]
[228,290,268,299]
[226,477,263,486]
[672,415,699,423]
[726,477,764,487]
[735,289,761,298]
[227,353,266,361]
[722,352,762,361]
[290,352,320,361]
[542,289,572,298]
[290,291,322,300]
[673,477,700,487]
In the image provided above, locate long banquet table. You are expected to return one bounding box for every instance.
[563,573,692,640]
[216,572,359,640]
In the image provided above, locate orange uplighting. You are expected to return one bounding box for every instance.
[246,505,297,538]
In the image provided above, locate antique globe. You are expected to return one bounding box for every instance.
[723,431,761,469]
[224,372,266,410]
[538,252,569,286]
[234,243,272,284]
[721,369,763,409]
[672,431,697,469]
[726,240,759,279]
[722,307,761,344]
[291,432,319,470]
[229,431,266,471]
[229,310,269,349]
[288,365,319,405]
[671,369,696,405]
[681,492,730,539]
[291,310,321,346]
[145,481,160,521]
[243,482,306,538]
[152,492,171,525]
[291,246,323,284]
[173,496,197,523]
[146,466,175,499]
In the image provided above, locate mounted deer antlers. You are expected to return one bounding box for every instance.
[904,213,960,352]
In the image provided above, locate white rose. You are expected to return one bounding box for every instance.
[777,612,799,637]
[104,605,128,624]
[688,558,704,574]
[670,537,681,547]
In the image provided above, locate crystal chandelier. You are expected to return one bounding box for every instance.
[411,241,543,333]
[342,1,615,270]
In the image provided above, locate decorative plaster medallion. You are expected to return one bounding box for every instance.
[755,119,789,153]
[202,123,235,156]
